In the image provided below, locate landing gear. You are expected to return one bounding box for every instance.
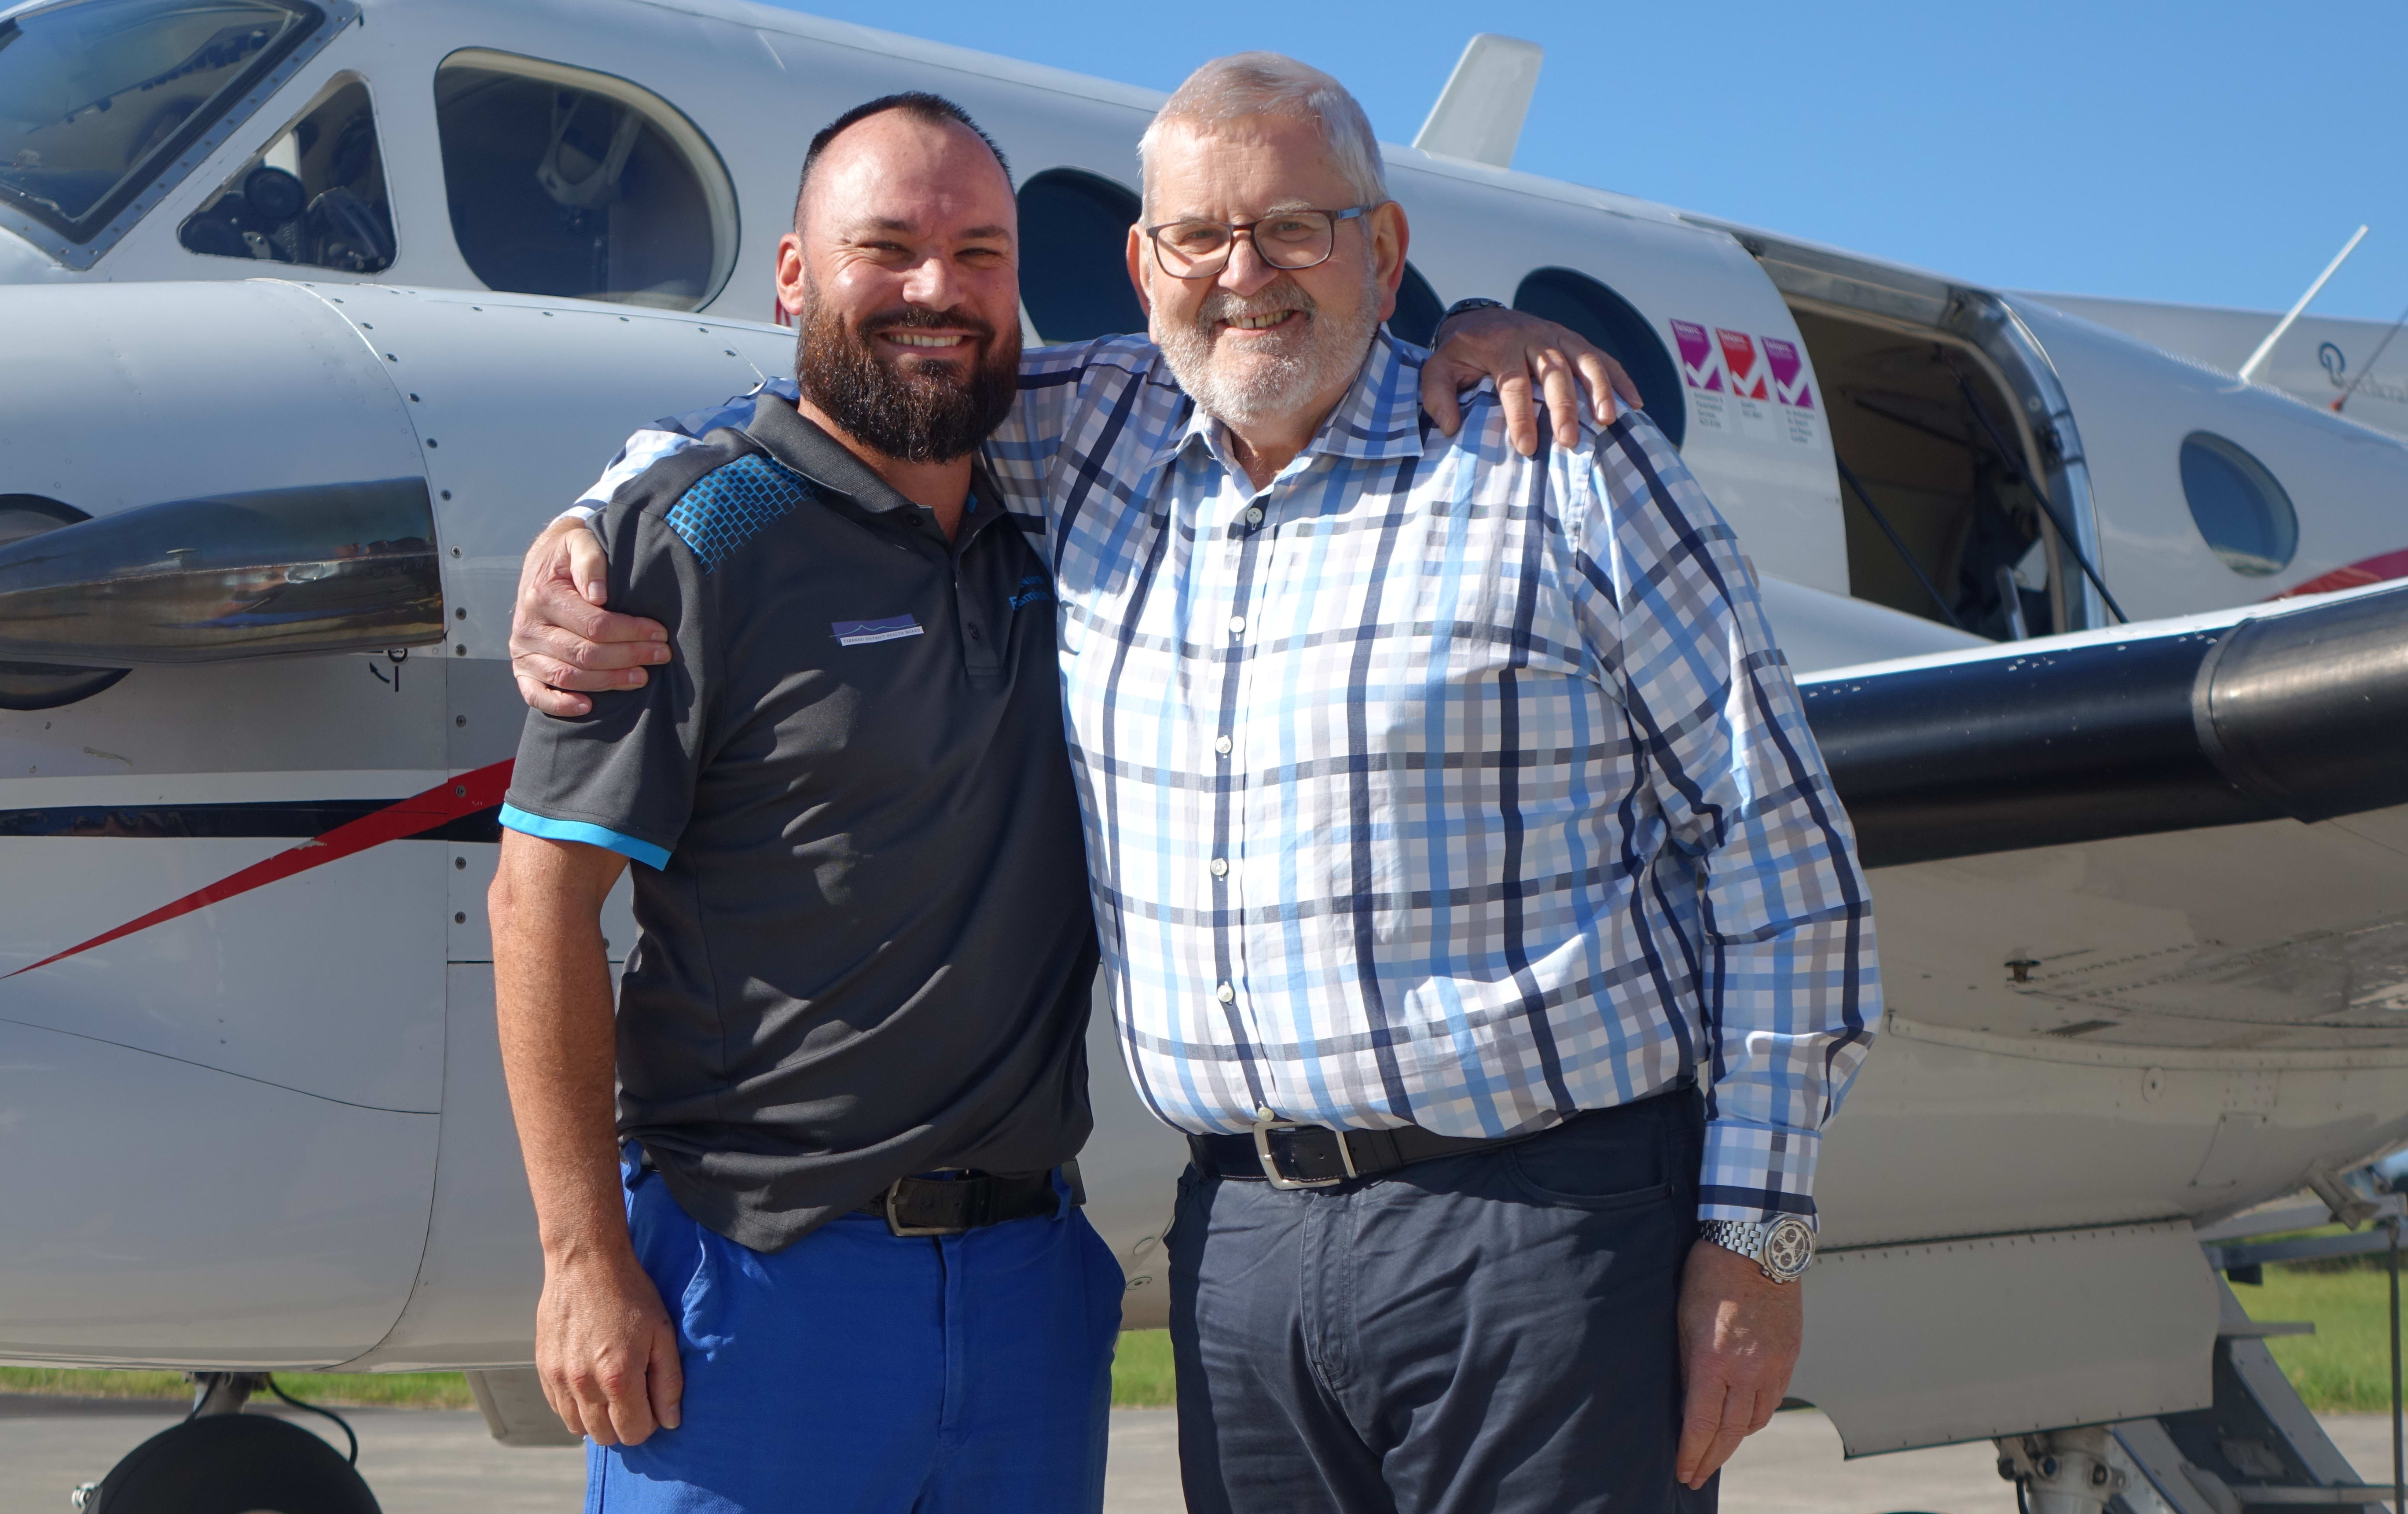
[83,1374,379,1514]
[1993,1279,2397,1514]
[1996,1427,2128,1514]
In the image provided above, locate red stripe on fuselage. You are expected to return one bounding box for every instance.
[4,759,515,979]
[2273,548,2408,601]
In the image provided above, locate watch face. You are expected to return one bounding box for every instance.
[1762,1216,1815,1281]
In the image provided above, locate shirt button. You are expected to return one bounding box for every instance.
[1216,982,1235,1003]
[1245,507,1264,526]
[1210,857,1229,877]
[1227,615,1246,636]
[966,625,984,641]
[1215,734,1233,755]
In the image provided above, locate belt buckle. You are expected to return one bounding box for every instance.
[884,1172,968,1238]
[1252,1112,1355,1191]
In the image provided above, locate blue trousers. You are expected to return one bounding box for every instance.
[589,1158,1123,1513]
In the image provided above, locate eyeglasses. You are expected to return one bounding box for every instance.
[1143,206,1372,280]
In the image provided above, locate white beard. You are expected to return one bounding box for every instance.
[1153,264,1384,432]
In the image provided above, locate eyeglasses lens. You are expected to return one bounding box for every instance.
[1155,212,1335,278]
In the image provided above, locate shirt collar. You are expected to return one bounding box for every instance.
[740,393,912,513]
[740,392,1007,544]
[1163,326,1427,478]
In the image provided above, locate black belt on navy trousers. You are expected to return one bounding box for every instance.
[1191,1110,1599,1191]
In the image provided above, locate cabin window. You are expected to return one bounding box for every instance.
[178,76,391,272]
[1017,168,1143,343]
[2179,432,2297,576]
[433,50,736,311]
[1389,261,1443,348]
[1513,267,1685,448]
[0,0,323,250]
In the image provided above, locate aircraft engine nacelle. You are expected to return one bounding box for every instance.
[0,478,444,667]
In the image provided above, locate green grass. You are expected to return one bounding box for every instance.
[0,1334,1178,1412]
[2242,1256,2408,1413]
[1112,1329,1175,1407]
[0,1367,473,1408]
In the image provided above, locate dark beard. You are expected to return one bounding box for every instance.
[794,287,1019,464]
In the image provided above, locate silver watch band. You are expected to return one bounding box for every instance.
[1699,1216,1816,1282]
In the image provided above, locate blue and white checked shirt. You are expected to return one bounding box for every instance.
[573,330,1881,1225]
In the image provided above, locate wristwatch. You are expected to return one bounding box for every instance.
[1438,296,1506,327]
[1700,1216,1816,1283]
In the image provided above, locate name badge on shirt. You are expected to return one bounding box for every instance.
[832,614,925,647]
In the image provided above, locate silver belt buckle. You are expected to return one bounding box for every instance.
[884,1169,967,1238]
[1252,1111,1356,1191]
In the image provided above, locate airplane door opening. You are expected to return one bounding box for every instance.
[1707,224,2112,636]
[1796,308,2054,640]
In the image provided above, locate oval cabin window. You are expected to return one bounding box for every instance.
[433,49,736,311]
[2178,432,2297,576]
[1513,267,1685,448]
[1017,168,1144,343]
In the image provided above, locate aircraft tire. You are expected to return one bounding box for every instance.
[91,1413,380,1514]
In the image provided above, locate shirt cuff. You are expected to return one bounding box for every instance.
[499,803,670,870]
[1697,1117,1821,1230]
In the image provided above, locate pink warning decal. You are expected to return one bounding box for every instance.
[1670,319,1724,391]
[1715,328,1768,400]
[1761,336,1814,409]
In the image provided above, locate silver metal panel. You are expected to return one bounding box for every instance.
[1790,1221,2221,1455]
[0,1018,434,1366]
[1078,974,1190,1332]
[286,283,791,660]
[334,966,540,1369]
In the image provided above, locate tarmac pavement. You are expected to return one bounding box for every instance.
[3,1392,2398,1513]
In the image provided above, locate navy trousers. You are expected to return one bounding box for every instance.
[1167,1089,1718,1514]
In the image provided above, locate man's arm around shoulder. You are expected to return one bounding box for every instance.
[490,830,681,1445]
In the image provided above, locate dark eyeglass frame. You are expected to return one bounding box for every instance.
[1143,205,1373,279]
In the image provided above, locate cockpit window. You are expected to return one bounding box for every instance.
[0,0,322,250]
[434,50,736,311]
[177,75,389,272]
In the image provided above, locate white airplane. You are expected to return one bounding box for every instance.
[5,0,2408,1508]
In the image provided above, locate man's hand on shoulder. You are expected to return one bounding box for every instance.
[511,517,671,717]
[536,1241,683,1445]
[1418,305,1645,458]
[1674,1234,1804,1490]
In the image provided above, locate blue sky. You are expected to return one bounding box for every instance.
[763,0,2408,323]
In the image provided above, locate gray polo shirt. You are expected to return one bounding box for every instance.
[500,396,1097,1253]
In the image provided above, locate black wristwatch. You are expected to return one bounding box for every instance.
[1438,296,1506,328]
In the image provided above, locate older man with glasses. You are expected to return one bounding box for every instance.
[513,53,1879,1514]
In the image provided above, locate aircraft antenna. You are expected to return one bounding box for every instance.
[2238,224,2368,385]
[2331,297,2408,415]
[1413,35,1543,169]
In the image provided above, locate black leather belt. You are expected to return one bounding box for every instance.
[855,1161,1080,1238]
[1193,1116,1566,1190]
